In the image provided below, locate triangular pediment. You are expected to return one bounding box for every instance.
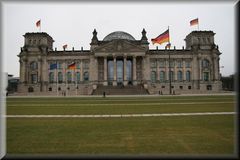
[94,40,146,53]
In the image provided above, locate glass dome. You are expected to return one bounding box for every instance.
[103,31,135,41]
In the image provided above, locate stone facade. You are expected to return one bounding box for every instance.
[17,29,222,95]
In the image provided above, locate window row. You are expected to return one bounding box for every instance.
[150,59,211,69]
[28,39,41,45]
[151,71,191,83]
[197,37,212,44]
[151,71,210,82]
[49,72,89,83]
[48,61,89,70]
[151,60,191,68]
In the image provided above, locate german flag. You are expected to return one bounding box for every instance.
[63,44,68,49]
[68,62,76,70]
[190,18,198,26]
[36,20,41,27]
[151,29,170,45]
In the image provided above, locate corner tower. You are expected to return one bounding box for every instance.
[185,31,216,50]
[18,32,54,93]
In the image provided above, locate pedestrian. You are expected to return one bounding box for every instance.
[103,91,106,98]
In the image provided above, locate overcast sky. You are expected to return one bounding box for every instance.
[2,1,237,77]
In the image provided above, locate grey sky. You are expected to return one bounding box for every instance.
[2,1,236,77]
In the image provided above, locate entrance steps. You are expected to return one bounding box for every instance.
[92,85,149,95]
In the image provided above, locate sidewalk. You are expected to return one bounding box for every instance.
[6,92,236,98]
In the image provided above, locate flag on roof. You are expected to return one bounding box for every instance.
[190,18,199,26]
[36,20,41,27]
[63,44,68,49]
[151,29,170,45]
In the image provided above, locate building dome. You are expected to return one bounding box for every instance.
[103,31,135,41]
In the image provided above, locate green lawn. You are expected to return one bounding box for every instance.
[6,95,236,155]
[7,95,235,115]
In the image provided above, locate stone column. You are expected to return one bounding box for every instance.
[38,59,42,92]
[192,55,198,81]
[156,59,159,81]
[123,55,128,86]
[20,59,25,82]
[80,60,83,82]
[37,60,41,83]
[183,60,186,81]
[25,61,29,83]
[215,57,220,80]
[133,56,137,86]
[103,56,108,86]
[113,56,117,86]
[198,57,202,81]
[174,59,177,81]
[165,59,169,81]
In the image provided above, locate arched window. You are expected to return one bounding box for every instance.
[160,71,165,82]
[76,72,81,83]
[186,71,191,81]
[49,72,54,83]
[84,72,89,81]
[151,71,156,83]
[177,71,183,81]
[58,72,63,83]
[202,59,210,68]
[67,72,72,83]
[30,61,38,70]
[77,62,81,69]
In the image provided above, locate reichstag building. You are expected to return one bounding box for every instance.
[17,29,222,95]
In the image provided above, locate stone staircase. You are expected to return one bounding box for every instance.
[92,85,149,95]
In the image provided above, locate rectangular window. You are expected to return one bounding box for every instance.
[58,63,62,69]
[159,61,165,68]
[179,86,183,89]
[170,61,174,68]
[188,86,191,90]
[185,61,191,68]
[161,86,165,88]
[203,72,209,81]
[177,61,182,68]
[151,60,157,68]
[31,74,37,84]
[83,61,89,69]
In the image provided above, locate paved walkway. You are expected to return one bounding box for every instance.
[6,92,236,98]
[6,112,235,118]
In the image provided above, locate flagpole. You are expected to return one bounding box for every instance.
[56,61,58,96]
[66,62,68,97]
[40,19,41,32]
[168,25,172,95]
[75,67,77,96]
[198,19,199,31]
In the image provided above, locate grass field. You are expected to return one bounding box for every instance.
[6,95,236,156]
